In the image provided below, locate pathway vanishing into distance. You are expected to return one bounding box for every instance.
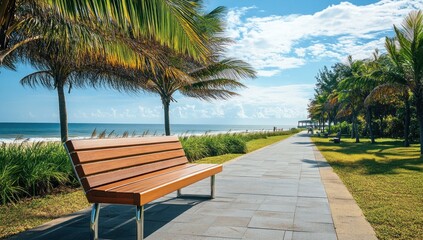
[10,132,376,240]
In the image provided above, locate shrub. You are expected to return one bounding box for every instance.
[180,129,299,162]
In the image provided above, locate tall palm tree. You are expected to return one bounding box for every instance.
[337,56,367,143]
[366,53,412,146]
[386,10,423,154]
[144,58,256,135]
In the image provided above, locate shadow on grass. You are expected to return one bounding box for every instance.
[329,158,423,175]
[313,138,423,175]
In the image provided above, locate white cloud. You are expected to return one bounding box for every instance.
[225,0,423,74]
[138,105,161,118]
[169,84,315,124]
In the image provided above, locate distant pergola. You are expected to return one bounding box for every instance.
[297,120,317,128]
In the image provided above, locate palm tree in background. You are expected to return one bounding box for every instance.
[386,10,423,154]
[337,56,367,143]
[365,53,412,146]
[144,58,256,135]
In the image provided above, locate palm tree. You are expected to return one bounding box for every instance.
[337,56,367,143]
[17,40,139,142]
[144,58,256,135]
[386,10,423,154]
[365,53,412,146]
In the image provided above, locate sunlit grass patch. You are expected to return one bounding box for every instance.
[312,137,423,240]
[0,188,89,238]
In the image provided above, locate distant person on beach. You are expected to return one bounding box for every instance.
[307,127,313,134]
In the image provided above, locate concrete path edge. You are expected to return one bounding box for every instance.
[313,146,378,240]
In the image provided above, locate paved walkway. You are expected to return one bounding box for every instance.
[10,133,376,240]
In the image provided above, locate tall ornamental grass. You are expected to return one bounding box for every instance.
[0,142,75,205]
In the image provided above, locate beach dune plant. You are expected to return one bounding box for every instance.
[0,164,26,204]
[0,141,73,204]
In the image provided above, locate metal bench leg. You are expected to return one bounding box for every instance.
[177,189,182,197]
[90,203,101,240]
[136,206,144,240]
[211,175,215,199]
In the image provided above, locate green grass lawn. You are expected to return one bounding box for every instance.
[1,133,296,239]
[312,137,423,240]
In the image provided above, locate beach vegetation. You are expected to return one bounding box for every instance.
[181,129,299,161]
[0,141,75,205]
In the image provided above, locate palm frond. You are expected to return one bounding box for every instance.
[364,83,408,106]
[181,88,240,101]
[47,0,210,61]
[190,58,257,80]
[20,70,54,89]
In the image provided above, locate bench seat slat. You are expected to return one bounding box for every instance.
[80,157,188,189]
[109,164,217,193]
[70,142,183,164]
[87,164,222,205]
[75,149,187,177]
[65,136,179,151]
[139,165,222,205]
[93,164,197,191]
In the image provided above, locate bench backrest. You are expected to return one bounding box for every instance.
[64,136,188,192]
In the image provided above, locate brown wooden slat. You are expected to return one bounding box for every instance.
[86,191,137,205]
[94,164,196,191]
[138,165,222,205]
[87,164,222,205]
[111,164,219,193]
[71,142,183,164]
[65,136,179,152]
[80,157,187,190]
[75,149,187,177]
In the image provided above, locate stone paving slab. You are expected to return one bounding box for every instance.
[8,132,374,240]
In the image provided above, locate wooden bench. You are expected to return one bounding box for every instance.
[329,131,342,143]
[64,136,222,240]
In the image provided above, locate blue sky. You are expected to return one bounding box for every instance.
[1,0,422,125]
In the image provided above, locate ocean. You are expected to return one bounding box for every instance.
[0,122,295,142]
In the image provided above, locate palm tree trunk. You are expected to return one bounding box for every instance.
[416,97,423,155]
[162,98,171,136]
[379,115,384,137]
[404,97,410,147]
[367,107,375,144]
[322,115,325,132]
[57,83,68,142]
[353,112,359,143]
